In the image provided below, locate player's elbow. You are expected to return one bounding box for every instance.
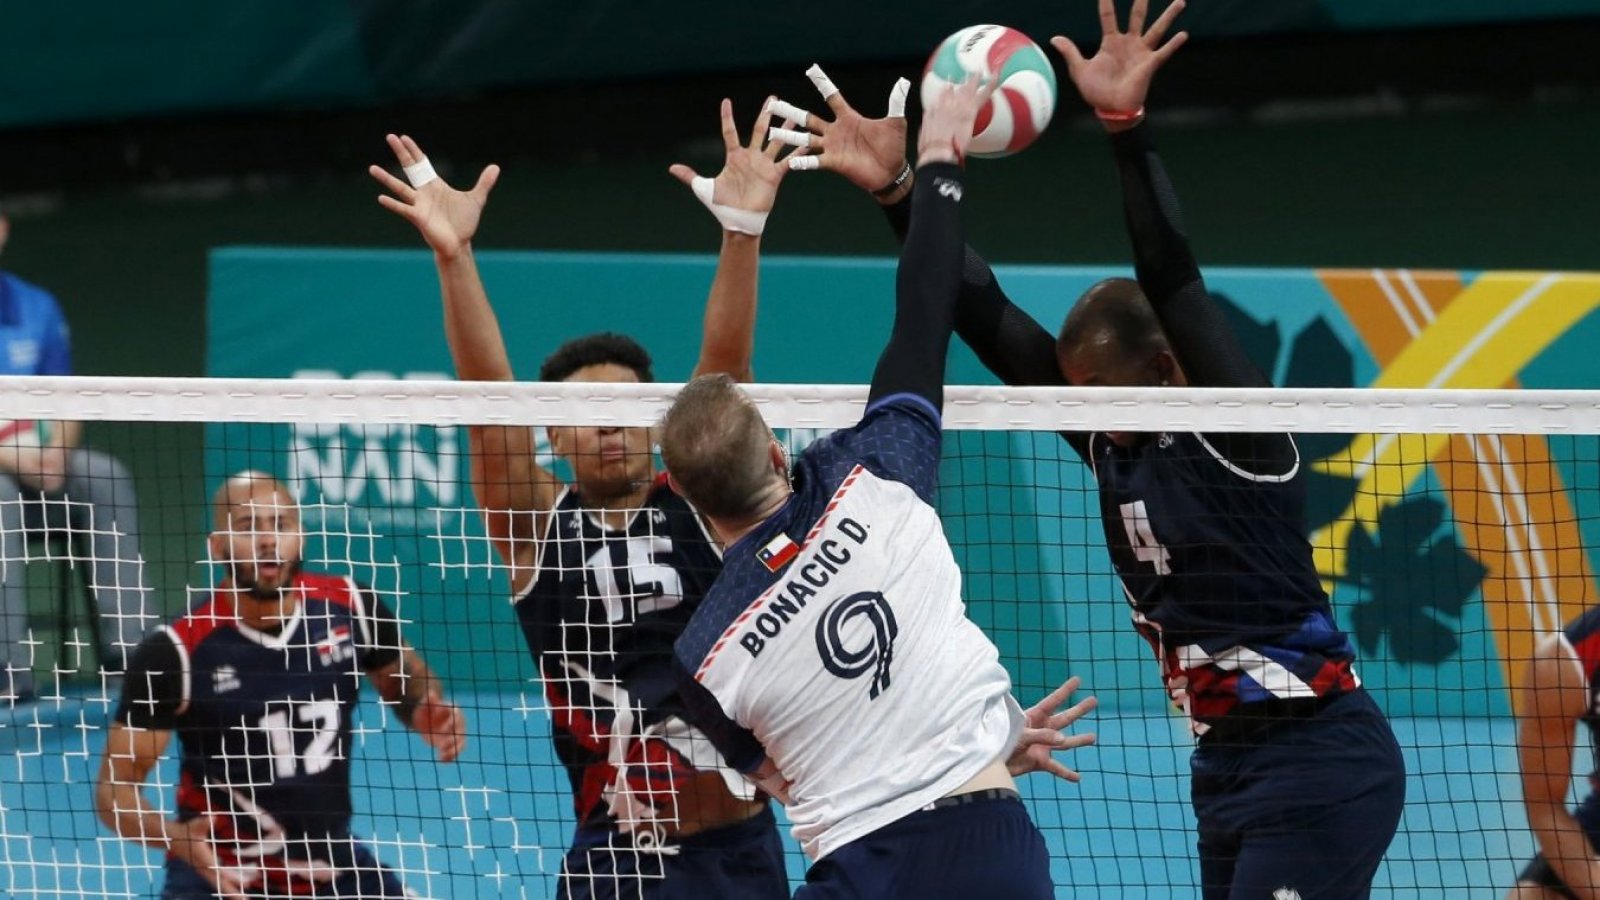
[91,776,118,833]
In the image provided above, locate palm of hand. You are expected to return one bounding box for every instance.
[414,187,483,254]
[1073,35,1155,112]
[714,149,782,215]
[828,113,907,192]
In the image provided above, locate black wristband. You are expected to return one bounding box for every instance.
[872,161,914,198]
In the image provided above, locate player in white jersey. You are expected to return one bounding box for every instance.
[660,78,1096,899]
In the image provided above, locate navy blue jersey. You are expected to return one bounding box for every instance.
[1564,606,1600,780]
[116,573,401,889]
[1086,430,1359,733]
[676,396,1023,860]
[514,474,730,832]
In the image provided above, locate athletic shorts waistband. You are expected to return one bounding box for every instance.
[922,787,1020,813]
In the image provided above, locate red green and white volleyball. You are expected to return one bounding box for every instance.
[922,24,1057,158]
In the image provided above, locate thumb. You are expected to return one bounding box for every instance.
[471,164,501,201]
[668,164,701,188]
[1050,36,1087,74]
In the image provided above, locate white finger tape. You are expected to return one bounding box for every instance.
[887,77,910,118]
[805,63,839,100]
[767,126,812,148]
[691,176,768,236]
[403,157,438,188]
[788,155,821,171]
[768,99,812,125]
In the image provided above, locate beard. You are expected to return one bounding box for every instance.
[230,558,302,601]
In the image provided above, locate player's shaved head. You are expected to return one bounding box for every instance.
[212,470,294,530]
[1057,278,1170,363]
[660,374,782,522]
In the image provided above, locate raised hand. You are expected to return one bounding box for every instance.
[1006,676,1098,781]
[413,696,467,763]
[765,66,912,199]
[670,98,807,236]
[917,75,997,168]
[369,134,500,261]
[1051,0,1188,119]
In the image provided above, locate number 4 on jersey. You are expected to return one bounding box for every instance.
[1118,500,1171,575]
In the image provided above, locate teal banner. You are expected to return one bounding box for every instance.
[207,247,1600,719]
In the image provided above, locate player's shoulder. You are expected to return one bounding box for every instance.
[168,595,238,654]
[295,570,361,609]
[1562,605,1600,668]
[674,537,778,672]
[0,270,58,307]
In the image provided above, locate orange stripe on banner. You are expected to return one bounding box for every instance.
[1320,269,1597,687]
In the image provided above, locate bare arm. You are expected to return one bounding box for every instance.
[367,645,466,763]
[1519,633,1600,897]
[94,723,177,851]
[371,134,556,592]
[96,725,250,898]
[672,99,805,382]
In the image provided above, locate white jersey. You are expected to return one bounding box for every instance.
[675,395,1023,860]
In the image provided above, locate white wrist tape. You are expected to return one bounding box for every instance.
[403,157,438,189]
[691,177,767,236]
[887,77,910,118]
[805,64,839,100]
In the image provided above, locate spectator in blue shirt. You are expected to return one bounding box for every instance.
[0,208,152,703]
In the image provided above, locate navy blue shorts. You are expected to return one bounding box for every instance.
[161,838,408,898]
[793,791,1052,900]
[1515,792,1600,897]
[559,805,788,900]
[1191,688,1406,900]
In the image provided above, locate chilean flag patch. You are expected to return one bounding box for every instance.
[757,533,799,573]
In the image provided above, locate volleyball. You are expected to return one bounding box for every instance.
[0,419,52,447]
[921,24,1057,158]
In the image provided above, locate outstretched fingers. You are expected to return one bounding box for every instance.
[719,98,741,154]
[470,164,501,201]
[667,163,701,187]
[369,164,414,202]
[1144,0,1186,46]
[1148,28,1189,66]
[1097,0,1122,37]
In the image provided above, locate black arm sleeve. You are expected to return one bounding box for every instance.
[867,163,967,409]
[1112,126,1295,470]
[882,194,1090,459]
[116,631,185,731]
[355,585,404,672]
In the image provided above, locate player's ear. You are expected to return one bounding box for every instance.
[546,425,568,458]
[1151,350,1182,387]
[768,438,788,478]
[206,531,225,562]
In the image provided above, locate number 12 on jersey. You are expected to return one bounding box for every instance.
[1118,500,1171,575]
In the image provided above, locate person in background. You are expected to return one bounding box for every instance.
[0,205,153,702]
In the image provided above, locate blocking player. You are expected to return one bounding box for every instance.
[94,472,465,899]
[769,2,1406,896]
[1509,613,1600,899]
[369,103,806,898]
[662,78,1096,900]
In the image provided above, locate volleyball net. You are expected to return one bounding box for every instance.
[1,375,1596,898]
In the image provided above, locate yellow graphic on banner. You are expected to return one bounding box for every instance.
[1318,271,1600,684]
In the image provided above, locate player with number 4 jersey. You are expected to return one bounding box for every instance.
[95,472,465,899]
[766,2,1404,897]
